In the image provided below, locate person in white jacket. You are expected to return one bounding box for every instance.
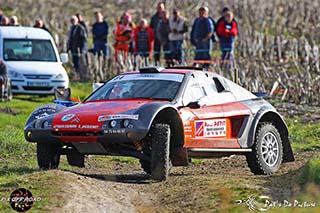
[169,9,188,65]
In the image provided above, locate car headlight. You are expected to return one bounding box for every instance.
[122,119,130,128]
[110,120,117,128]
[34,120,41,129]
[8,70,23,79]
[43,120,52,129]
[102,123,108,129]
[54,73,64,79]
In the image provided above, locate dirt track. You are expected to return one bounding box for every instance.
[52,150,320,212]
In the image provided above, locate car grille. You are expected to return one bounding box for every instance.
[23,86,53,91]
[23,74,52,79]
[52,131,103,137]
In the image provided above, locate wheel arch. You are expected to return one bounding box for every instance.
[248,108,294,163]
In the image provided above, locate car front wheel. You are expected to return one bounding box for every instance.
[37,143,61,169]
[246,123,283,175]
[150,123,171,181]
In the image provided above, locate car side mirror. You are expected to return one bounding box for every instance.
[186,101,201,109]
[60,53,69,64]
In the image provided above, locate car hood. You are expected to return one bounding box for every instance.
[51,99,161,130]
[5,61,66,76]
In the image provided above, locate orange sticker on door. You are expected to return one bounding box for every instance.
[195,119,227,138]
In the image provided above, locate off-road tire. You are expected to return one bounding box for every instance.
[150,123,171,181]
[37,143,61,169]
[139,159,151,174]
[66,149,85,168]
[246,123,283,175]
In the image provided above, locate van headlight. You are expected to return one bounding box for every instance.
[8,70,23,79]
[54,73,64,79]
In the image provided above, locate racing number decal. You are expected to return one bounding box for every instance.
[195,119,227,138]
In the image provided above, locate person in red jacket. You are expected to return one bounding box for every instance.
[133,19,154,68]
[217,11,238,60]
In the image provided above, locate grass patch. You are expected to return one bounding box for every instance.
[287,119,320,151]
[0,83,92,211]
[297,159,320,185]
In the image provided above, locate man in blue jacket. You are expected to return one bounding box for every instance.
[190,6,214,68]
[92,11,109,57]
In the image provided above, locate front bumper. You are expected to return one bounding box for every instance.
[11,79,68,94]
[24,127,147,144]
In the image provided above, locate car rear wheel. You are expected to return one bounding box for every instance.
[37,143,61,169]
[66,149,85,168]
[246,123,283,175]
[150,123,171,181]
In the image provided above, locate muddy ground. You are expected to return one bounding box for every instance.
[51,150,320,213]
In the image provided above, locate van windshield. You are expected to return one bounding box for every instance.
[3,39,57,62]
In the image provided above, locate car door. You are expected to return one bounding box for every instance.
[181,72,241,148]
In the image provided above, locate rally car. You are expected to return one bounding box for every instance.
[24,66,294,181]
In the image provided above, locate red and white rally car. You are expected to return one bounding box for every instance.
[24,66,294,181]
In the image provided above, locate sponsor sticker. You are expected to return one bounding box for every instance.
[61,114,76,122]
[195,119,227,138]
[35,112,50,119]
[98,114,139,122]
[53,124,99,129]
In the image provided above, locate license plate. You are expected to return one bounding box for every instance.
[27,82,49,87]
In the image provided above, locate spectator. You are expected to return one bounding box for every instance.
[76,13,88,36]
[190,6,214,69]
[34,19,50,33]
[216,7,237,39]
[92,11,109,56]
[2,16,10,26]
[217,11,238,60]
[67,15,87,79]
[150,2,165,65]
[113,12,132,63]
[157,10,171,67]
[133,19,154,66]
[169,9,188,65]
[0,59,8,101]
[10,16,19,26]
[0,9,3,25]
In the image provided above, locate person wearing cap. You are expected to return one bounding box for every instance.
[133,19,154,67]
[150,2,165,65]
[169,9,188,65]
[67,15,87,79]
[113,12,133,63]
[190,6,214,68]
[92,11,109,57]
[217,11,238,61]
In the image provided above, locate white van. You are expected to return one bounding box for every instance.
[0,26,69,95]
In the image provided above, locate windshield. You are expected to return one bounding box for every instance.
[86,73,184,101]
[3,39,57,62]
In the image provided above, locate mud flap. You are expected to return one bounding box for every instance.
[170,147,188,166]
